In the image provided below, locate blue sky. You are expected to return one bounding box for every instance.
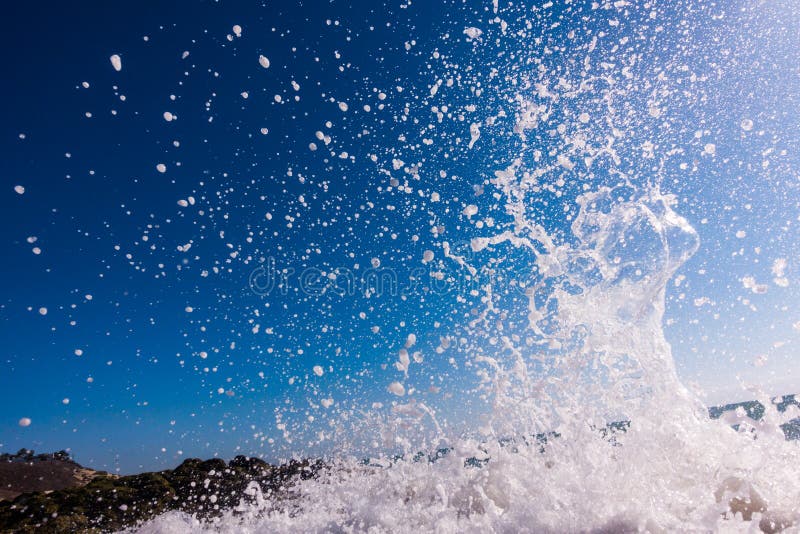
[1,0,798,474]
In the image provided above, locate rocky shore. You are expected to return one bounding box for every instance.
[1,394,796,533]
[0,453,323,533]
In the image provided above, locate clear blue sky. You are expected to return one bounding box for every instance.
[1,0,798,474]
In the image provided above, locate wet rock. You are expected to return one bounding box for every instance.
[0,457,325,533]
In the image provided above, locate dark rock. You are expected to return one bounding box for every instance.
[0,456,325,533]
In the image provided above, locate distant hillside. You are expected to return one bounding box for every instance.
[0,450,105,502]
[708,393,800,440]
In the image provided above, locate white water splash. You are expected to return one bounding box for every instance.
[134,130,799,534]
[129,1,800,531]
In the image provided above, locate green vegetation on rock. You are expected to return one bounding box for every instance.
[0,456,323,533]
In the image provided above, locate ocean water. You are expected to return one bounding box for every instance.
[120,0,800,532]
